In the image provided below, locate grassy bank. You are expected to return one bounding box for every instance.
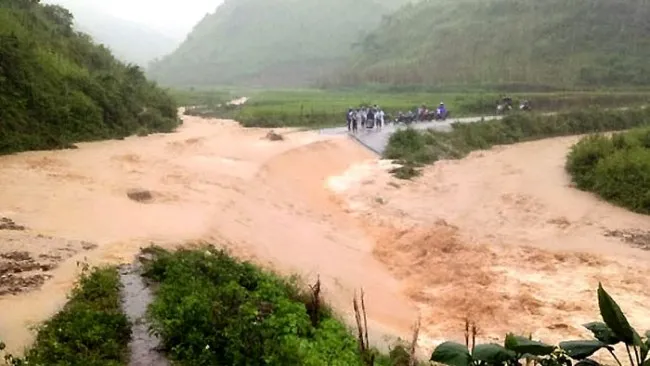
[175,88,650,128]
[385,107,650,179]
[1,266,130,365]
[141,246,420,366]
[567,127,650,214]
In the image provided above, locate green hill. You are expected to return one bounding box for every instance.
[333,0,650,89]
[0,0,179,154]
[146,0,411,87]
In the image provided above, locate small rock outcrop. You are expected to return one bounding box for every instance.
[127,189,153,203]
[265,130,284,141]
[0,218,25,231]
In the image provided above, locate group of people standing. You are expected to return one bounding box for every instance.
[346,105,385,133]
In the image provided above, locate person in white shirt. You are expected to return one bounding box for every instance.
[376,109,384,130]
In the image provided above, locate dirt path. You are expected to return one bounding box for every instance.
[0,114,417,354]
[329,136,650,348]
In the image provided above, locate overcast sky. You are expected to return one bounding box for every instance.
[48,0,224,39]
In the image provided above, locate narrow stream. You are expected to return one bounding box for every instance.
[119,263,170,366]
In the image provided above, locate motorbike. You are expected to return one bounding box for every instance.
[496,103,513,114]
[394,113,416,125]
[434,109,450,121]
[519,101,532,112]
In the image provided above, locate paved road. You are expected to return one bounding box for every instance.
[319,115,502,155]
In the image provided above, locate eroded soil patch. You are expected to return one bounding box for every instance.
[604,229,650,250]
[0,229,98,296]
[0,217,26,231]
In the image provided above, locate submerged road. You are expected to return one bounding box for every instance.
[319,115,502,155]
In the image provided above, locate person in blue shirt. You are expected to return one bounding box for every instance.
[436,102,447,117]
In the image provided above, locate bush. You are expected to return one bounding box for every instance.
[386,107,650,178]
[142,246,365,365]
[567,127,650,214]
[1,266,131,365]
[565,135,616,189]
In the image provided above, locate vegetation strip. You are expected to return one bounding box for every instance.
[175,88,650,129]
[566,127,650,214]
[0,265,131,365]
[385,107,650,179]
[139,245,422,365]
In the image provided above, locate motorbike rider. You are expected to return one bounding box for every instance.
[436,102,447,117]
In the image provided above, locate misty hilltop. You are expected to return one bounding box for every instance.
[334,0,650,89]
[146,0,411,87]
[42,1,178,66]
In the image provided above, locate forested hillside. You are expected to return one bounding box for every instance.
[146,0,411,87]
[0,0,179,154]
[334,0,650,89]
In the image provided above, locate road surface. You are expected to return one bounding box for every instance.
[319,115,502,155]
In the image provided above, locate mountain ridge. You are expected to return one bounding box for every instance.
[147,0,413,87]
[334,0,650,88]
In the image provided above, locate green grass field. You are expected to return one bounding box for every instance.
[172,87,650,129]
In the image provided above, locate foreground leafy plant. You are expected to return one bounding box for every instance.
[559,283,649,366]
[430,333,568,366]
[431,283,649,366]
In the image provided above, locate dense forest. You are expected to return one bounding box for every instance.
[147,0,650,89]
[334,0,650,88]
[0,0,179,154]
[146,0,411,87]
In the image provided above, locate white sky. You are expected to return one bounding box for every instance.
[49,0,224,38]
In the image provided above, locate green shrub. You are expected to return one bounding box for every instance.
[142,246,367,366]
[567,127,650,214]
[565,135,615,189]
[1,266,131,365]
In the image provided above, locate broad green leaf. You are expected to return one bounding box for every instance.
[504,333,555,356]
[430,341,472,366]
[575,359,601,366]
[472,343,517,364]
[597,283,636,344]
[583,322,621,344]
[559,340,610,360]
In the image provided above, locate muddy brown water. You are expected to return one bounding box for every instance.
[1,113,650,361]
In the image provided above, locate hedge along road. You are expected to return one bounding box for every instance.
[319,115,503,155]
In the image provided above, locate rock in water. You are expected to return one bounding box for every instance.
[265,130,284,141]
[127,189,153,203]
[0,217,26,230]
